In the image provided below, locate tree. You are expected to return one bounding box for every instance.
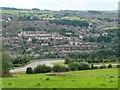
[26,67,33,74]
[34,64,51,73]
[97,35,111,43]
[78,62,90,70]
[116,65,120,68]
[68,62,79,71]
[99,65,106,69]
[69,53,78,60]
[91,64,94,69]
[108,64,112,68]
[12,55,32,66]
[65,55,71,64]
[2,52,13,77]
[52,65,68,72]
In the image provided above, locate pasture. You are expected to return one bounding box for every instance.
[2,68,118,88]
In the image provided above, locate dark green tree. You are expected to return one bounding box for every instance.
[26,67,33,74]
[91,64,94,69]
[108,64,112,68]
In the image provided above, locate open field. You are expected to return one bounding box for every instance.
[2,68,118,88]
[102,27,118,30]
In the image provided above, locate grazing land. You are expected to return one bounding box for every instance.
[2,68,118,88]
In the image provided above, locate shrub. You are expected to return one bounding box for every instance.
[116,65,120,68]
[68,62,79,71]
[108,64,112,68]
[52,65,68,72]
[34,64,51,73]
[26,67,33,74]
[99,65,106,69]
[109,76,114,78]
[94,66,98,69]
[118,76,120,78]
[78,62,90,70]
[45,77,50,80]
[37,83,41,85]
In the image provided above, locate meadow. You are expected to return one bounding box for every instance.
[2,68,118,88]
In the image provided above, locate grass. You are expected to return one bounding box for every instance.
[102,27,118,30]
[0,78,2,89]
[90,19,102,23]
[52,62,67,67]
[61,16,81,21]
[2,68,118,88]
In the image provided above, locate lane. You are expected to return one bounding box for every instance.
[10,59,64,73]
[10,59,118,73]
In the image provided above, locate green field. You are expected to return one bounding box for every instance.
[102,27,118,30]
[2,68,118,88]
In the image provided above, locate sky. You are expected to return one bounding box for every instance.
[0,0,119,10]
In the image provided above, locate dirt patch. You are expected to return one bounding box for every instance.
[46,73,97,77]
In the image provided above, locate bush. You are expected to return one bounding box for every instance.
[26,67,33,74]
[52,65,68,72]
[108,64,112,68]
[34,64,51,73]
[78,62,90,70]
[116,65,120,68]
[65,58,70,64]
[94,66,98,69]
[99,65,106,69]
[45,77,50,80]
[109,76,114,78]
[64,56,71,64]
[68,62,79,71]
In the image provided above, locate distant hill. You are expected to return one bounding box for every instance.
[0,7,40,11]
[0,7,21,10]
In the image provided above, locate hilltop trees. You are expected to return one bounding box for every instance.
[97,35,112,43]
[50,20,89,27]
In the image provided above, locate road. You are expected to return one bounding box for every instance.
[10,59,64,73]
[10,59,118,73]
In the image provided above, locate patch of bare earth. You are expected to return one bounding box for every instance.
[46,73,97,77]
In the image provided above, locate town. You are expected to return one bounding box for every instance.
[2,8,118,59]
[0,2,119,88]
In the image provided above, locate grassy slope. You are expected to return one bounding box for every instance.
[102,27,118,30]
[0,10,34,14]
[2,68,118,88]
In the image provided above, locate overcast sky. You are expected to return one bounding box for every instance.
[0,0,119,10]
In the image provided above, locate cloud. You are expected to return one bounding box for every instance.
[0,0,119,10]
